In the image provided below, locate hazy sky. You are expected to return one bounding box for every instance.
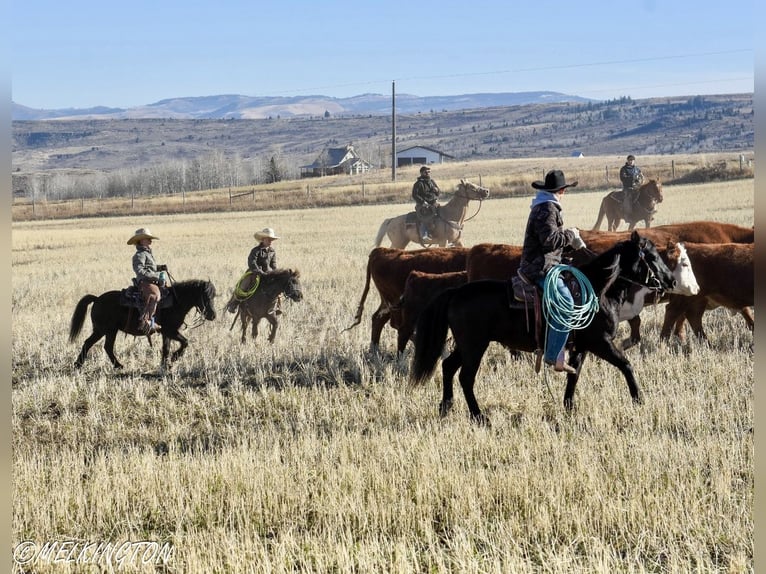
[11,0,753,110]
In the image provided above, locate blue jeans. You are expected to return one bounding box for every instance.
[538,275,573,363]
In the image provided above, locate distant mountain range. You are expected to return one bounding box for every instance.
[12,91,594,121]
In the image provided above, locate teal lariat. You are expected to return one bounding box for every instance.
[542,264,599,333]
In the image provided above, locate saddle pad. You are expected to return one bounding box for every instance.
[119,286,173,309]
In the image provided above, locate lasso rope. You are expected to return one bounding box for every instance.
[233,271,260,301]
[542,264,599,333]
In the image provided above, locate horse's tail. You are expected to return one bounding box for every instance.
[410,289,453,386]
[592,199,607,231]
[373,218,391,247]
[342,256,373,333]
[69,294,98,342]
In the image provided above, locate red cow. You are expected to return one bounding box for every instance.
[345,247,468,350]
[580,220,753,247]
[660,242,754,342]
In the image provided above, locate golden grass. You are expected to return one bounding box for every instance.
[12,176,753,572]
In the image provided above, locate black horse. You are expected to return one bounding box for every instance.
[69,279,217,369]
[410,231,676,423]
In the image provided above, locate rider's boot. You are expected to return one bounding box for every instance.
[420,223,432,243]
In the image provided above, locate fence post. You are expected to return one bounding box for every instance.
[362,182,365,198]
[229,187,232,205]
[605,165,609,185]
[81,198,84,214]
[671,160,675,180]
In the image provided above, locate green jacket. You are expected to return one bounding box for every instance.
[132,245,162,283]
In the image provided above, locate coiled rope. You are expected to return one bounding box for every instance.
[542,264,599,333]
[233,271,261,301]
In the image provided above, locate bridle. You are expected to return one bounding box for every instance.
[451,183,489,223]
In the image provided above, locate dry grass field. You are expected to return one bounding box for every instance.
[12,168,753,572]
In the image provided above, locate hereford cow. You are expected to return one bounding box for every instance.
[397,270,468,354]
[345,247,468,350]
[466,238,699,349]
[660,242,753,342]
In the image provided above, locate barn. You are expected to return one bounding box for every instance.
[396,145,454,168]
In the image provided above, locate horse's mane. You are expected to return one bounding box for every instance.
[579,239,641,298]
[265,268,299,279]
[172,279,216,297]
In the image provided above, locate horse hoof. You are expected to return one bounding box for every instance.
[439,400,453,418]
[471,413,491,427]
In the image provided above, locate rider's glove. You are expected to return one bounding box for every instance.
[569,228,586,250]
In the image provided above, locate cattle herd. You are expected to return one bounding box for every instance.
[341,220,754,418]
[349,220,753,352]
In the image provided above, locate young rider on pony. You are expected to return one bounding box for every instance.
[128,227,168,334]
[225,227,280,313]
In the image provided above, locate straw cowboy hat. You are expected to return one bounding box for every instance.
[531,170,578,192]
[254,227,280,240]
[127,227,159,245]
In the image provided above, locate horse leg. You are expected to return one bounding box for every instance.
[563,351,587,411]
[168,333,189,364]
[102,330,124,369]
[622,316,641,350]
[251,316,260,342]
[439,348,463,417]
[74,330,104,369]
[266,313,279,343]
[239,310,249,344]
[578,339,643,407]
[457,341,490,425]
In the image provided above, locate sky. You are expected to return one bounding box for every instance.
[10,0,754,110]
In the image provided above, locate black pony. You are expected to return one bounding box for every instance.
[69,279,217,369]
[410,231,676,423]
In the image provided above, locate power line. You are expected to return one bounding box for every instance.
[265,48,752,97]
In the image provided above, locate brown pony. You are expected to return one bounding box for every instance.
[592,179,663,231]
[230,269,303,343]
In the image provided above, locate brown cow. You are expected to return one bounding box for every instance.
[397,270,468,354]
[345,247,468,350]
[580,220,754,247]
[660,242,754,342]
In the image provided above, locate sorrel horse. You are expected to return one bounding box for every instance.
[69,279,217,369]
[592,179,663,231]
[230,269,304,343]
[410,232,676,423]
[373,180,490,249]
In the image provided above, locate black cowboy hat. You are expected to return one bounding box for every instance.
[531,170,578,192]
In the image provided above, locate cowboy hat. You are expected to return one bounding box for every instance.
[419,165,431,173]
[127,227,159,245]
[531,170,578,192]
[254,227,279,240]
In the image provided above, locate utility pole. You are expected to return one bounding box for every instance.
[391,81,396,182]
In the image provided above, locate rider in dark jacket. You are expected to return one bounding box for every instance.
[620,154,644,217]
[519,170,585,374]
[411,165,440,242]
